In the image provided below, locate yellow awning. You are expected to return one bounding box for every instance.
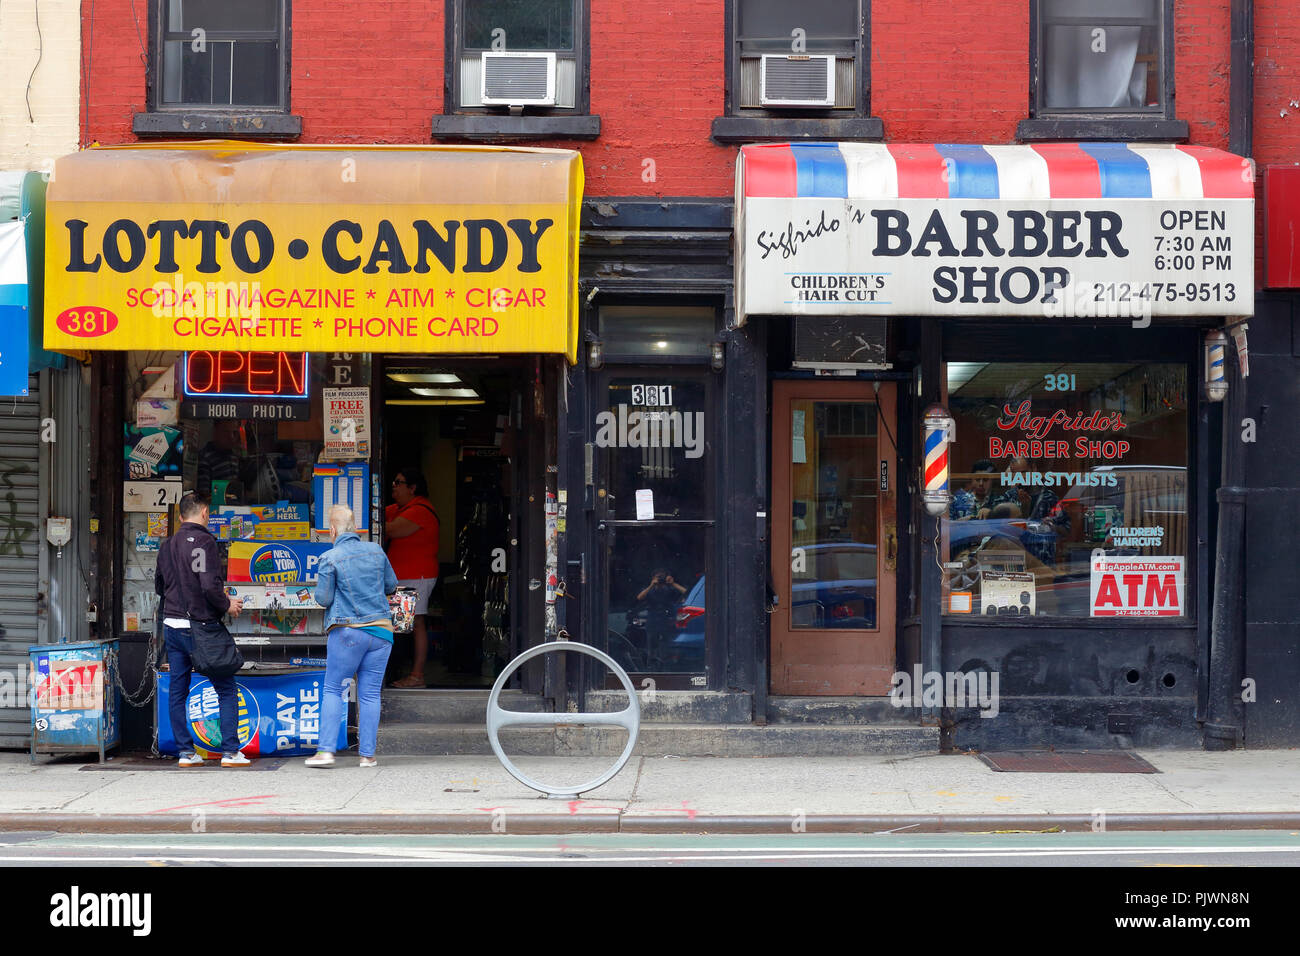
[44,141,584,362]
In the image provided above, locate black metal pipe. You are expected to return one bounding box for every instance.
[1205,0,1253,749]
[1230,0,1254,158]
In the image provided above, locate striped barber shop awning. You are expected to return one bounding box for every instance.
[734,142,1254,320]
[737,142,1254,201]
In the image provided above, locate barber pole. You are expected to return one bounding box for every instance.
[1205,329,1228,402]
[922,405,955,516]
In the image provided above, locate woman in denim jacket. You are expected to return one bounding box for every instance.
[306,505,398,768]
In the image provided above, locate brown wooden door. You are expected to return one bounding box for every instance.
[770,381,898,696]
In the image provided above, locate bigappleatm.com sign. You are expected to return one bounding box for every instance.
[1090,556,1185,618]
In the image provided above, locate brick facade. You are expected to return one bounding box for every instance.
[80,1,1278,202]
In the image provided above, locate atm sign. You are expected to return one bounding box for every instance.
[1090,557,1184,617]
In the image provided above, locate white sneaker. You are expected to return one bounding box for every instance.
[305,751,335,768]
[177,752,205,768]
[220,752,251,768]
[359,756,378,768]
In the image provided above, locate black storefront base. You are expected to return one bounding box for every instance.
[940,621,1201,750]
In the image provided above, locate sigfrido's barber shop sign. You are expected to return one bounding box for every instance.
[735,143,1254,320]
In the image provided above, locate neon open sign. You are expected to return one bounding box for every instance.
[183,351,309,400]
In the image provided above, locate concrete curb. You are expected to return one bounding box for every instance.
[3,811,1300,835]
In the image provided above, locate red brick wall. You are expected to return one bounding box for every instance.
[82,0,1250,199]
[541,0,735,196]
[292,0,444,142]
[1175,0,1232,149]
[1249,1,1299,288]
[873,0,1028,144]
[82,0,147,145]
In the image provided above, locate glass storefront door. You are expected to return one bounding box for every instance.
[596,370,713,684]
[770,381,899,695]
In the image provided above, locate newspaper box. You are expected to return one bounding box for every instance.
[28,640,121,763]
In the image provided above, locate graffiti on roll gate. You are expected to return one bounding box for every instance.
[0,460,34,557]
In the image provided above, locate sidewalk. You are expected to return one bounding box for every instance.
[2,750,1299,833]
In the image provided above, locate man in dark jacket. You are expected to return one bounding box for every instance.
[154,492,247,767]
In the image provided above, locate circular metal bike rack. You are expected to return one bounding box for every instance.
[486,640,641,799]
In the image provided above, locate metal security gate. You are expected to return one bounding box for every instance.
[0,374,41,747]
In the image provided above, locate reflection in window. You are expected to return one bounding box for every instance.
[606,526,707,674]
[788,401,878,629]
[941,362,1188,619]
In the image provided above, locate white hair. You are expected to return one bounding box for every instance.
[328,505,357,536]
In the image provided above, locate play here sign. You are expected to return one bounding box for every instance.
[1090,557,1184,617]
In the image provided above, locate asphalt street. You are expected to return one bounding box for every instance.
[2,830,1298,866]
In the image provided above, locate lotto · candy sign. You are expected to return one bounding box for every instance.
[1090,557,1184,617]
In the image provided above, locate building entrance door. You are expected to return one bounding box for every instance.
[594,368,714,688]
[770,381,898,696]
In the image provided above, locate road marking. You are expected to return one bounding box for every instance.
[2,845,1297,865]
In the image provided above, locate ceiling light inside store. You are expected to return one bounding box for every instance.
[946,362,988,393]
[655,341,668,349]
[409,387,481,398]
[387,372,462,384]
[387,399,485,406]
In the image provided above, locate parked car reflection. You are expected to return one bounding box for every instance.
[659,542,879,670]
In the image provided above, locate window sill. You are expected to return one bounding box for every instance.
[432,113,601,141]
[1016,117,1189,142]
[711,115,884,144]
[133,111,302,138]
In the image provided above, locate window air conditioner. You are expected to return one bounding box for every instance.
[480,51,557,106]
[760,54,836,107]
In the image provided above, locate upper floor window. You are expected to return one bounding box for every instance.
[713,0,881,143]
[159,0,287,108]
[1038,0,1162,114]
[735,0,862,112]
[454,0,581,110]
[1020,0,1186,141]
[436,0,599,140]
[137,0,299,137]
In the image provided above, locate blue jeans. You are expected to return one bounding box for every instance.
[320,627,393,758]
[164,624,240,756]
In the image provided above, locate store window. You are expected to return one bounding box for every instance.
[120,351,373,650]
[940,361,1189,620]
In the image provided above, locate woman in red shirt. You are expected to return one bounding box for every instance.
[385,467,440,687]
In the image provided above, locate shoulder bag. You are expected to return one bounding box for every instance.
[191,618,244,679]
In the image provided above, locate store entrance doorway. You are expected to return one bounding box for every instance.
[378,357,529,689]
[770,380,900,695]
